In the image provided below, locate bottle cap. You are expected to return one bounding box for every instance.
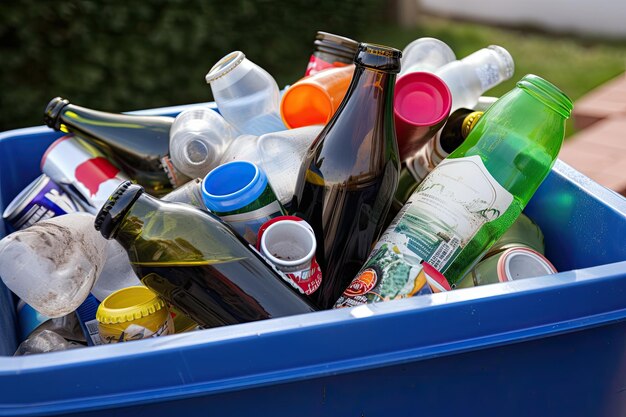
[43,97,70,130]
[461,111,484,139]
[394,71,452,159]
[201,161,268,212]
[96,286,167,324]
[94,181,144,239]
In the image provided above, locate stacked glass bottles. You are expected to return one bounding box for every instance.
[434,46,514,112]
[291,43,402,309]
[336,74,572,307]
[205,51,286,135]
[95,181,316,327]
[44,98,188,196]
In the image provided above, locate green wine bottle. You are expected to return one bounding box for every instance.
[94,181,316,328]
[336,74,572,306]
[44,97,190,196]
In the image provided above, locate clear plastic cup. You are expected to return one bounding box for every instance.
[399,37,456,76]
[280,65,354,129]
[206,51,286,135]
[169,107,236,179]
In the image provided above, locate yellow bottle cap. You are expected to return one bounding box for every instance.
[461,111,484,138]
[96,286,167,325]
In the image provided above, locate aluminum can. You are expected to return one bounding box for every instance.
[257,216,322,296]
[41,135,129,213]
[2,174,82,231]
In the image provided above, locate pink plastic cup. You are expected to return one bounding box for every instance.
[394,72,452,161]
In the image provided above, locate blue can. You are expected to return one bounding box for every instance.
[1,174,81,230]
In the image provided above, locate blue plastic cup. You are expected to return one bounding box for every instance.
[201,161,285,245]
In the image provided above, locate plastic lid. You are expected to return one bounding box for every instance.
[497,247,557,282]
[96,286,167,324]
[201,161,268,212]
[394,72,452,126]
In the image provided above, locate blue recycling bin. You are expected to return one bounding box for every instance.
[0,102,625,417]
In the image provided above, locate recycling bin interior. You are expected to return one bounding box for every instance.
[0,102,625,417]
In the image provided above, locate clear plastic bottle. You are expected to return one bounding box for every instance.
[399,37,456,76]
[434,45,514,112]
[206,51,286,135]
[0,213,108,317]
[169,107,237,179]
[219,126,324,208]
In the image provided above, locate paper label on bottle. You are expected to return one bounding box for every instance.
[221,201,284,245]
[335,155,512,307]
[400,155,513,269]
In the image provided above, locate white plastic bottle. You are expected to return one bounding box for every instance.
[169,107,237,179]
[434,45,514,112]
[206,51,286,135]
[219,125,324,207]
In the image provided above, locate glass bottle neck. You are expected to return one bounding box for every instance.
[113,194,159,249]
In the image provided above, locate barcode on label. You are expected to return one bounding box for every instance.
[429,236,461,270]
[86,319,103,345]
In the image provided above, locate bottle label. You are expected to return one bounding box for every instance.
[220,200,284,245]
[335,155,512,308]
[160,155,189,188]
[305,55,349,77]
[475,63,502,92]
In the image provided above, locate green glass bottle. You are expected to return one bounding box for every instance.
[335,74,572,306]
[44,97,190,196]
[291,43,401,309]
[94,181,316,328]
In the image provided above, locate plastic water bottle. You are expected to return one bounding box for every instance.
[0,213,108,317]
[206,51,286,135]
[219,125,324,208]
[399,37,456,76]
[169,107,237,179]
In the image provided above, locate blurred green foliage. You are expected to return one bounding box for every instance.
[0,0,384,130]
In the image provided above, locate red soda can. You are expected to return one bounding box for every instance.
[41,135,129,213]
[257,216,322,296]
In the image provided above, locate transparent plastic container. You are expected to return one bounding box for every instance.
[206,51,286,135]
[220,125,323,206]
[169,107,237,179]
[399,37,456,76]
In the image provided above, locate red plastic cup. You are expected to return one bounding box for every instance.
[394,72,452,161]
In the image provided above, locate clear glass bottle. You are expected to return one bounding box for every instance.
[291,43,402,309]
[434,45,514,112]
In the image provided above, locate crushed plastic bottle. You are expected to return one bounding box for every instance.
[0,213,107,317]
